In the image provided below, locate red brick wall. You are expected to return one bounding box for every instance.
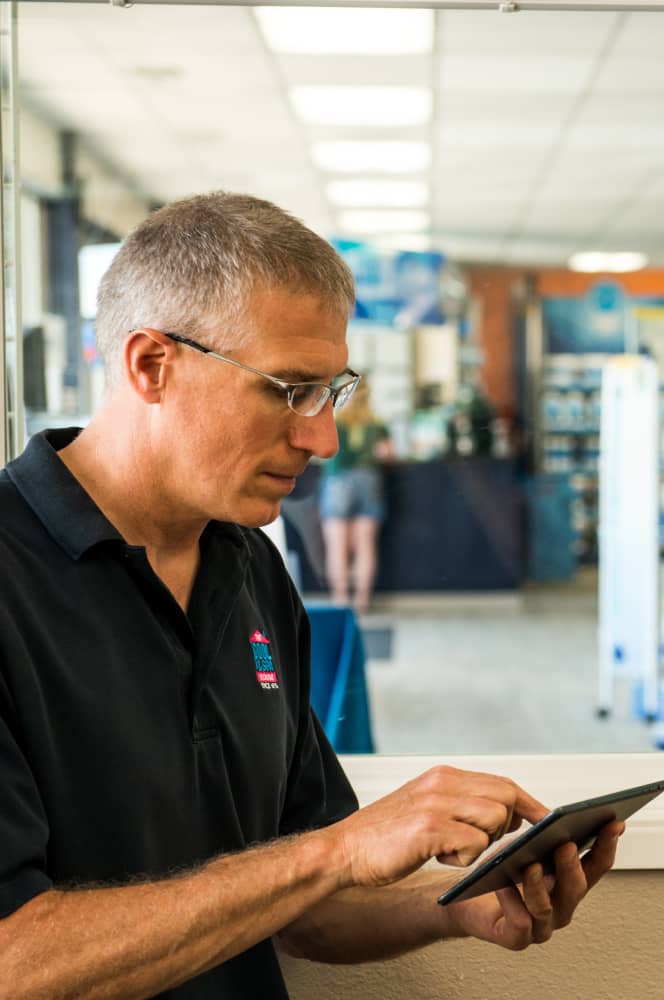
[468,268,524,419]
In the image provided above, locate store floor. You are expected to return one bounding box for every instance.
[311,570,660,756]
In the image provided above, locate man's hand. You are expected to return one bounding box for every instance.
[330,765,548,889]
[278,797,624,966]
[445,819,624,951]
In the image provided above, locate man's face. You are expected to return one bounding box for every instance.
[162,286,348,527]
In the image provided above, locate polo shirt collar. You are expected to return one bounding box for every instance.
[7,428,125,560]
[7,428,253,565]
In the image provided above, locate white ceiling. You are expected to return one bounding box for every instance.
[15,2,664,267]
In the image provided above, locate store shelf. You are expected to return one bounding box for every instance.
[538,355,605,564]
[539,355,664,568]
[542,427,600,435]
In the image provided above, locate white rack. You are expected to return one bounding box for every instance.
[597,355,660,720]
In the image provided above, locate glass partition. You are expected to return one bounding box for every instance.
[6,0,664,754]
[0,0,22,464]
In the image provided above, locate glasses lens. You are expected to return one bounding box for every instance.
[290,384,330,416]
[333,378,360,411]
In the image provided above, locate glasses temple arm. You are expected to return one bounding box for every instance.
[164,332,213,355]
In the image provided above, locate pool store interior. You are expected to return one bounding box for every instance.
[5,1,664,757]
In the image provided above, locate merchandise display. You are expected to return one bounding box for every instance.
[540,351,664,570]
[539,354,604,563]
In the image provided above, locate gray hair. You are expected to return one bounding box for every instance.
[95,191,356,384]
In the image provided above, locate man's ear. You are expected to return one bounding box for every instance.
[123,328,178,403]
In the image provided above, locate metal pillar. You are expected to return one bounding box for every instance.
[0,0,23,464]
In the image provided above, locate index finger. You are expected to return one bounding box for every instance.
[452,767,549,827]
[473,771,548,826]
[429,766,549,829]
[511,786,549,826]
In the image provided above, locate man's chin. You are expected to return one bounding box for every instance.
[237,500,282,530]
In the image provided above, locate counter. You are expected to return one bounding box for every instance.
[285,457,525,593]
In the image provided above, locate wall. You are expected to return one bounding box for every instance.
[281,871,663,1000]
[77,146,150,239]
[20,104,149,236]
[282,753,664,999]
[537,268,664,298]
[19,105,61,195]
[467,267,524,420]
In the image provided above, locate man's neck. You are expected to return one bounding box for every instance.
[57,412,205,613]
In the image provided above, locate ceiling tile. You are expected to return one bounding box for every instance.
[439,53,597,96]
[276,53,431,88]
[437,10,619,53]
[13,2,664,269]
[520,199,610,237]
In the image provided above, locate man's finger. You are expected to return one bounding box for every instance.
[431,767,548,826]
[549,841,588,927]
[493,883,534,950]
[521,863,554,943]
[450,796,512,844]
[581,821,624,891]
[435,819,493,867]
[498,804,516,838]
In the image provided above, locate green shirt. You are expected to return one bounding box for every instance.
[323,421,389,476]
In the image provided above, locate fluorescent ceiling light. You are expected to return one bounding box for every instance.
[339,210,429,235]
[255,8,433,55]
[312,141,431,174]
[290,86,432,127]
[326,179,428,208]
[568,251,648,273]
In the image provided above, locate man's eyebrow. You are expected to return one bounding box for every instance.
[272,368,342,383]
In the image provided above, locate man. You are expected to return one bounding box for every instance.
[0,192,622,999]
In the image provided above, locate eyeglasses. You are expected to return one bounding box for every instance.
[160,331,362,417]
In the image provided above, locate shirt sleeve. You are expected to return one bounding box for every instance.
[279,604,359,837]
[0,674,52,918]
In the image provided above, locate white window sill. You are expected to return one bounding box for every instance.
[339,753,664,869]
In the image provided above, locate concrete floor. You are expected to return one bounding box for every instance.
[349,572,660,755]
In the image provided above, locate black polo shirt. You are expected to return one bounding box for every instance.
[0,428,358,998]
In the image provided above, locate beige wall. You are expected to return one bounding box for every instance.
[282,871,664,999]
[20,105,149,236]
[279,754,664,998]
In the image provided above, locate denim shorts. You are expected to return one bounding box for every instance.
[319,466,386,522]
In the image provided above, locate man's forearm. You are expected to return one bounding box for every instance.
[278,870,467,965]
[0,829,341,1000]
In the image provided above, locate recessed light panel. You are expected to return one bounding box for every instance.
[326,179,429,208]
[290,86,432,127]
[338,210,430,234]
[569,251,648,273]
[312,142,431,174]
[255,8,433,55]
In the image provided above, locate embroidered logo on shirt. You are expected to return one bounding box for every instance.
[249,629,279,689]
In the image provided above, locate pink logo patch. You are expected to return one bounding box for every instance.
[249,629,270,645]
[249,628,279,689]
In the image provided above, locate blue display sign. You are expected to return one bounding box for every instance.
[543,280,627,354]
[330,238,446,326]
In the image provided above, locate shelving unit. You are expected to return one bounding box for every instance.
[539,354,605,563]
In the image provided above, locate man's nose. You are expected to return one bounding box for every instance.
[289,401,339,459]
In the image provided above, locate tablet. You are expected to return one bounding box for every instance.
[437,778,664,906]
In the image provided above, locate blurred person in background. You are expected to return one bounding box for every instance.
[319,377,395,613]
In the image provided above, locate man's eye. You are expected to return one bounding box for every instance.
[264,382,287,398]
